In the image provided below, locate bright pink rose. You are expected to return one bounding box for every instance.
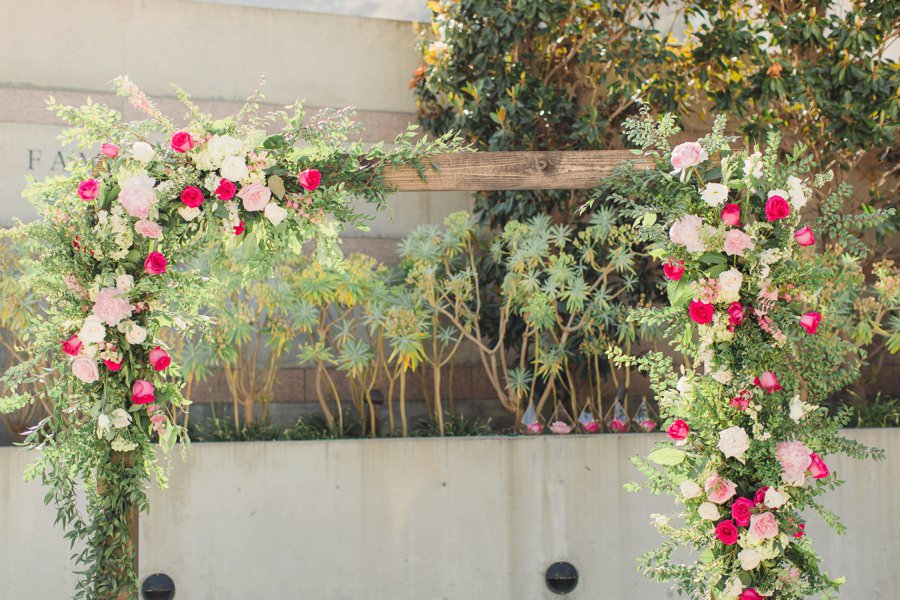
[793,523,806,538]
[799,312,822,334]
[670,142,708,172]
[149,346,171,371]
[794,226,815,247]
[723,229,754,257]
[749,511,778,539]
[715,519,739,545]
[62,335,82,356]
[170,131,194,153]
[234,221,245,236]
[663,259,685,281]
[689,300,714,325]
[527,422,543,434]
[92,287,133,326]
[808,452,829,479]
[71,356,100,384]
[666,419,689,441]
[765,194,791,221]
[298,168,321,192]
[721,203,741,227]
[583,421,601,433]
[729,390,750,411]
[237,182,272,211]
[119,185,154,219]
[78,179,100,201]
[730,497,755,526]
[727,302,744,328]
[103,358,123,371]
[739,589,764,600]
[131,380,155,404]
[135,220,163,239]
[638,419,656,432]
[100,143,119,158]
[753,486,769,505]
[215,178,237,200]
[609,419,628,433]
[144,252,168,275]
[776,440,813,485]
[704,472,737,504]
[180,185,205,208]
[753,371,781,393]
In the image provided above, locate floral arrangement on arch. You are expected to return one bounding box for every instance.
[0,76,461,598]
[584,109,891,599]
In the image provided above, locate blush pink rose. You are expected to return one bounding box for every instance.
[144,252,168,275]
[215,178,237,201]
[721,203,741,227]
[237,182,272,211]
[799,312,822,334]
[704,472,738,504]
[776,440,813,485]
[119,185,154,219]
[765,194,791,221]
[689,300,714,325]
[72,356,100,383]
[666,419,689,441]
[298,168,321,192]
[670,142,708,172]
[78,178,100,201]
[100,143,119,158]
[669,214,706,253]
[135,220,163,239]
[549,421,572,434]
[723,229,754,257]
[749,511,778,539]
[794,226,815,246]
[131,379,155,404]
[170,131,194,153]
[730,497,755,527]
[753,371,782,393]
[62,335,82,356]
[663,259,684,281]
[92,287,133,326]
[715,519,739,545]
[149,346,171,371]
[808,452,829,479]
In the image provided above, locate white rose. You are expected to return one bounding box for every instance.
[711,369,733,385]
[178,206,201,221]
[96,414,111,439]
[718,426,751,462]
[698,502,720,520]
[131,141,154,164]
[264,202,288,226]
[78,315,106,344]
[738,548,763,571]
[120,321,147,345]
[116,274,134,293]
[787,175,808,211]
[680,480,702,499]
[700,183,729,207]
[207,135,243,164]
[764,487,789,509]
[221,155,249,182]
[743,152,764,179]
[717,268,743,304]
[111,408,133,429]
[722,577,744,600]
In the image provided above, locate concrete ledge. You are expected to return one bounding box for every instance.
[1,429,897,599]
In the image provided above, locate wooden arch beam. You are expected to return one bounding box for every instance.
[382,150,649,192]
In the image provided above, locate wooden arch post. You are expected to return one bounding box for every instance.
[116,149,647,598]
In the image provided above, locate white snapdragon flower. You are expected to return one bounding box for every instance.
[96,414,111,439]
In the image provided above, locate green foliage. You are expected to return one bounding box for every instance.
[413,0,688,227]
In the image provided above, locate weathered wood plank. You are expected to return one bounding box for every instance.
[383,150,648,191]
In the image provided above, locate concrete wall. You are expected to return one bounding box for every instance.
[1,429,897,599]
